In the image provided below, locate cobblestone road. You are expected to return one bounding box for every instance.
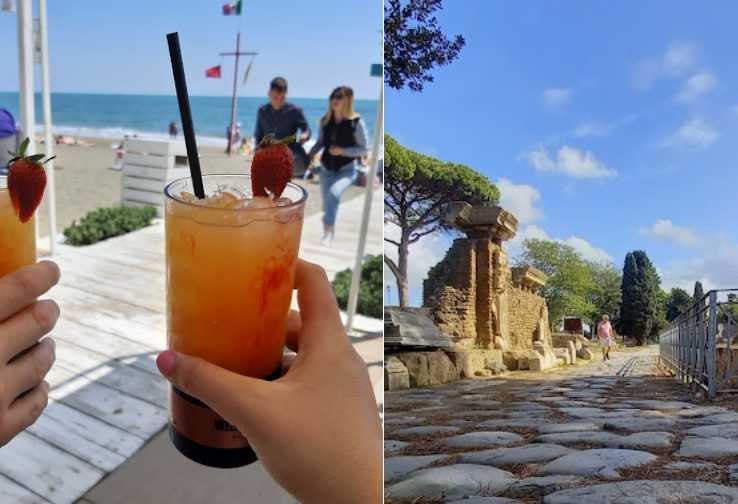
[385,345,738,503]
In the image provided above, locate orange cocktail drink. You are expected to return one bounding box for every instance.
[0,176,36,277]
[164,174,305,468]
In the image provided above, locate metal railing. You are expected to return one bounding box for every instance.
[659,289,738,399]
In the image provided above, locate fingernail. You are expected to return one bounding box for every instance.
[42,380,50,393]
[44,337,56,354]
[157,350,177,376]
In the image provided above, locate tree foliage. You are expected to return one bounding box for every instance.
[384,0,466,92]
[665,287,693,322]
[619,250,661,344]
[517,239,622,333]
[384,134,499,306]
[332,255,383,318]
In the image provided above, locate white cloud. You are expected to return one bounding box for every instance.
[573,114,637,138]
[509,225,613,264]
[496,178,542,224]
[661,239,738,292]
[542,88,572,108]
[662,118,718,149]
[638,219,699,247]
[520,144,617,179]
[662,42,698,76]
[676,71,717,103]
[573,121,610,138]
[560,236,613,263]
[634,42,698,90]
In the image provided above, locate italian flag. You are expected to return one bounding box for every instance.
[222,0,242,15]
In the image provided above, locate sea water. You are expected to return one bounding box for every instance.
[0,92,378,148]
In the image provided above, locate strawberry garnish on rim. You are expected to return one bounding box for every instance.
[7,138,53,223]
[251,134,294,198]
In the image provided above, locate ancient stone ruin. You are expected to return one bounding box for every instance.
[386,202,590,390]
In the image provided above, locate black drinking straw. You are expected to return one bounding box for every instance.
[167,32,205,199]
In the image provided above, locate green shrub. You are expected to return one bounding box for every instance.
[63,206,157,246]
[332,255,383,319]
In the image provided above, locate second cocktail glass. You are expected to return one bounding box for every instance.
[0,176,36,277]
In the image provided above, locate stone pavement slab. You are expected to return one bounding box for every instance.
[442,431,524,448]
[544,480,738,503]
[460,444,575,466]
[535,430,674,449]
[395,425,460,436]
[686,422,738,438]
[384,455,448,483]
[677,436,738,458]
[447,497,523,504]
[384,464,516,500]
[537,448,657,479]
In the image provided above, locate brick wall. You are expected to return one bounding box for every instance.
[507,285,548,350]
[423,239,477,343]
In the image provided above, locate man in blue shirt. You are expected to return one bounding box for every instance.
[254,77,311,176]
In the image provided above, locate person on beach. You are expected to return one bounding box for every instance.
[0,262,59,447]
[308,86,369,247]
[254,77,311,176]
[597,314,613,361]
[169,121,178,139]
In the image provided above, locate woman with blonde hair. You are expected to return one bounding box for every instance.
[309,86,369,247]
[597,314,613,361]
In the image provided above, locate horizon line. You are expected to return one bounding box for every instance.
[0,90,380,101]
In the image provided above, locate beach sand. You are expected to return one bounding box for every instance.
[35,136,364,237]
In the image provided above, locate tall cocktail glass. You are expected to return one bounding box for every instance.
[164,174,306,468]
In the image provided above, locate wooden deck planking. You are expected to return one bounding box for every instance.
[52,317,160,375]
[52,340,166,406]
[1,189,382,503]
[0,474,50,504]
[0,432,104,504]
[26,402,130,472]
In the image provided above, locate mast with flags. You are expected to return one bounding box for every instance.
[206,0,256,155]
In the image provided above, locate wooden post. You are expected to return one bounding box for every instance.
[226,32,240,156]
[219,36,256,156]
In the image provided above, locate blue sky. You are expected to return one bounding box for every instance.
[0,0,382,98]
[386,0,738,307]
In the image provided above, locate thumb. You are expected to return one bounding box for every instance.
[156,350,268,423]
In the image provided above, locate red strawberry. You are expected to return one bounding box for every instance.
[7,138,52,223]
[251,134,294,198]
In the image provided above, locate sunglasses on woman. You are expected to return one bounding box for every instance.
[331,94,345,101]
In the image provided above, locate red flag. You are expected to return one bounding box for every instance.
[205,65,221,78]
[222,4,233,15]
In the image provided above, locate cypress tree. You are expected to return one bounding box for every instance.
[693,281,705,304]
[620,250,661,344]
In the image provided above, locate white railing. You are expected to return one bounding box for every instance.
[659,289,738,399]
